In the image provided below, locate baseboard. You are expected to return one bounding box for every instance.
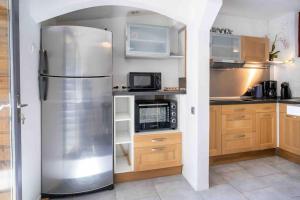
[276,148,300,164]
[210,148,276,166]
[114,166,182,183]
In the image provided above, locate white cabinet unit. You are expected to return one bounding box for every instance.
[126,24,170,58]
[210,33,242,63]
[114,96,135,173]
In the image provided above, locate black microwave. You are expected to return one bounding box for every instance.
[128,72,161,91]
[135,100,177,132]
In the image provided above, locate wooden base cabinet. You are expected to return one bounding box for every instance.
[280,104,300,155]
[256,112,276,149]
[209,106,222,156]
[134,132,182,172]
[210,104,276,156]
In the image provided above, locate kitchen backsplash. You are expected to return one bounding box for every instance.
[210,68,270,97]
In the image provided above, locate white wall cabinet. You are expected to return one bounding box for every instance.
[210,33,242,63]
[126,24,170,58]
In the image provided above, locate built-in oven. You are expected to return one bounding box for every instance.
[128,72,161,91]
[135,100,177,132]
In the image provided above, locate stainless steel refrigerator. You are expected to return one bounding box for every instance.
[39,26,113,197]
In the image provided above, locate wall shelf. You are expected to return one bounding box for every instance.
[115,113,131,121]
[114,96,135,174]
[115,131,131,144]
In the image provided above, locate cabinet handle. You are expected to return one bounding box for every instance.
[235,134,246,138]
[287,115,298,119]
[234,108,245,112]
[227,115,246,121]
[151,138,167,142]
[151,147,166,152]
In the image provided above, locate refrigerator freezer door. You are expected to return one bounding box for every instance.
[41,76,113,195]
[41,26,112,77]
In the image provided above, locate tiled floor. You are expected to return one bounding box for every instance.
[52,156,300,200]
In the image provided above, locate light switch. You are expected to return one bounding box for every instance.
[191,106,195,115]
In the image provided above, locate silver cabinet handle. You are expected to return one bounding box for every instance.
[235,134,246,139]
[151,138,167,142]
[151,147,165,152]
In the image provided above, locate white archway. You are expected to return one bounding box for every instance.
[20,0,222,199]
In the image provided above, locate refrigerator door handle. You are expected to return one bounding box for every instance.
[39,49,48,75]
[39,76,48,101]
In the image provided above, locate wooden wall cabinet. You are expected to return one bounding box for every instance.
[279,104,300,155]
[134,132,182,172]
[209,106,222,156]
[241,36,269,63]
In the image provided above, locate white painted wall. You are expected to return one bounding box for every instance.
[55,14,182,88]
[213,14,268,37]
[268,12,300,97]
[20,1,222,198]
[19,0,41,200]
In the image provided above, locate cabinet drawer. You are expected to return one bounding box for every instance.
[255,104,276,113]
[222,132,254,154]
[134,132,181,148]
[222,105,254,114]
[222,113,255,134]
[134,144,182,171]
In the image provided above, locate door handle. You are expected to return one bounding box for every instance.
[17,103,28,109]
[39,76,48,101]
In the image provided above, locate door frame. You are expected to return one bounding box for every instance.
[9,0,22,199]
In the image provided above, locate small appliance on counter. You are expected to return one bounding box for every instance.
[128,72,161,91]
[261,80,277,99]
[281,82,292,99]
[135,99,177,132]
[253,84,263,99]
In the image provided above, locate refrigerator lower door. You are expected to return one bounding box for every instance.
[41,76,113,196]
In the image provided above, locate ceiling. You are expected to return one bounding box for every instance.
[220,0,300,20]
[55,6,154,21]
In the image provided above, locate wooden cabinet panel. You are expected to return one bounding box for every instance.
[222,132,254,154]
[241,36,269,63]
[279,104,287,113]
[221,105,256,154]
[134,132,182,171]
[256,112,276,149]
[222,112,256,134]
[280,114,300,155]
[209,106,222,156]
[134,132,181,148]
[254,104,276,113]
[222,104,254,114]
[134,144,182,171]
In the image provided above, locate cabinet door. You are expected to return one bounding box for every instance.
[126,24,170,57]
[210,33,242,62]
[256,112,276,149]
[209,106,222,156]
[134,144,182,171]
[280,115,300,155]
[241,36,269,62]
[222,132,255,154]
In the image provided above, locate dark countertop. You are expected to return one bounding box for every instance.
[113,90,186,96]
[210,97,300,105]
